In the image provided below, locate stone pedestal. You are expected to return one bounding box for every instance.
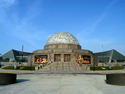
[106,73,125,86]
[0,73,17,85]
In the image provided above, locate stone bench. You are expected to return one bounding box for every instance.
[0,73,17,85]
[106,73,125,86]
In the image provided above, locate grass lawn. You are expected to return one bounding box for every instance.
[2,66,35,70]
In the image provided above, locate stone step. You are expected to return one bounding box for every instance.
[39,62,84,71]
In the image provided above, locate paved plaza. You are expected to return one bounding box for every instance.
[0,72,125,94]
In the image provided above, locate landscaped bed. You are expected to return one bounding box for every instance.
[90,66,124,71]
[2,66,35,70]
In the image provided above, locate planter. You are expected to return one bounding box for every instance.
[106,73,125,86]
[0,73,17,85]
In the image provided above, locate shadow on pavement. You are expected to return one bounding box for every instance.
[16,79,30,83]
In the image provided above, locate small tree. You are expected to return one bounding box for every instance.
[0,56,3,62]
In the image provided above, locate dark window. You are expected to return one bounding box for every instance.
[54,54,61,62]
[64,54,71,62]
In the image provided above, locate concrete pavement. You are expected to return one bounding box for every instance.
[0,73,125,94]
[0,69,125,94]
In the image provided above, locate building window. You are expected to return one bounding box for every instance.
[64,54,71,62]
[54,54,61,62]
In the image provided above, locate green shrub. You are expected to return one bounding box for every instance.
[2,66,35,70]
[111,66,123,70]
[90,66,124,71]
[2,66,15,70]
[18,66,35,70]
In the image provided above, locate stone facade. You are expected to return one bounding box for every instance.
[28,32,97,66]
[44,44,81,50]
[28,44,96,66]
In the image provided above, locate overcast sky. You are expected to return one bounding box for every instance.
[0,0,125,55]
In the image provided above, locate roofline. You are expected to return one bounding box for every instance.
[2,49,31,56]
[94,49,115,54]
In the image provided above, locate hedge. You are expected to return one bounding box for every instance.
[90,66,124,71]
[2,66,35,70]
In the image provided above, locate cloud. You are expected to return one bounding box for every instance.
[75,0,118,53]
[79,38,114,53]
[79,38,113,48]
[104,0,117,12]
[0,0,48,47]
[77,0,117,37]
[0,0,17,30]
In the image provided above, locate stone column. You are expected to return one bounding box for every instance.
[71,53,73,63]
[28,54,34,66]
[73,53,77,63]
[91,55,93,65]
[75,54,78,63]
[28,55,32,66]
[61,53,64,63]
[51,53,54,63]
[32,55,34,65]
[48,54,49,63]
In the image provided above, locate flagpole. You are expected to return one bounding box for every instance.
[22,45,23,65]
[102,45,103,62]
[102,45,103,53]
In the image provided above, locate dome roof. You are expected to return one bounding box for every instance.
[46,32,80,45]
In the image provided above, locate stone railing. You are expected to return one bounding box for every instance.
[35,62,53,71]
[98,62,125,67]
[0,62,28,67]
[82,64,90,70]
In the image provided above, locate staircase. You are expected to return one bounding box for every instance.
[40,62,84,71]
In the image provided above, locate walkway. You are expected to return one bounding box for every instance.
[0,73,125,94]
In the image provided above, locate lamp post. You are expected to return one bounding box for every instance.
[21,45,24,66]
[22,53,23,66]
[30,54,32,71]
[93,55,95,71]
[93,59,95,71]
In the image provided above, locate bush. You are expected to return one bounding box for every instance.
[2,66,35,70]
[111,66,123,70]
[90,66,124,71]
[19,66,35,70]
[2,66,16,70]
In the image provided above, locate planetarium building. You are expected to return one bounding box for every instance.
[28,32,97,66]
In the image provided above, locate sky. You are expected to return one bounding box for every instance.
[0,0,125,55]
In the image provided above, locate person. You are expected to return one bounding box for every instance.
[14,64,16,70]
[109,64,111,70]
